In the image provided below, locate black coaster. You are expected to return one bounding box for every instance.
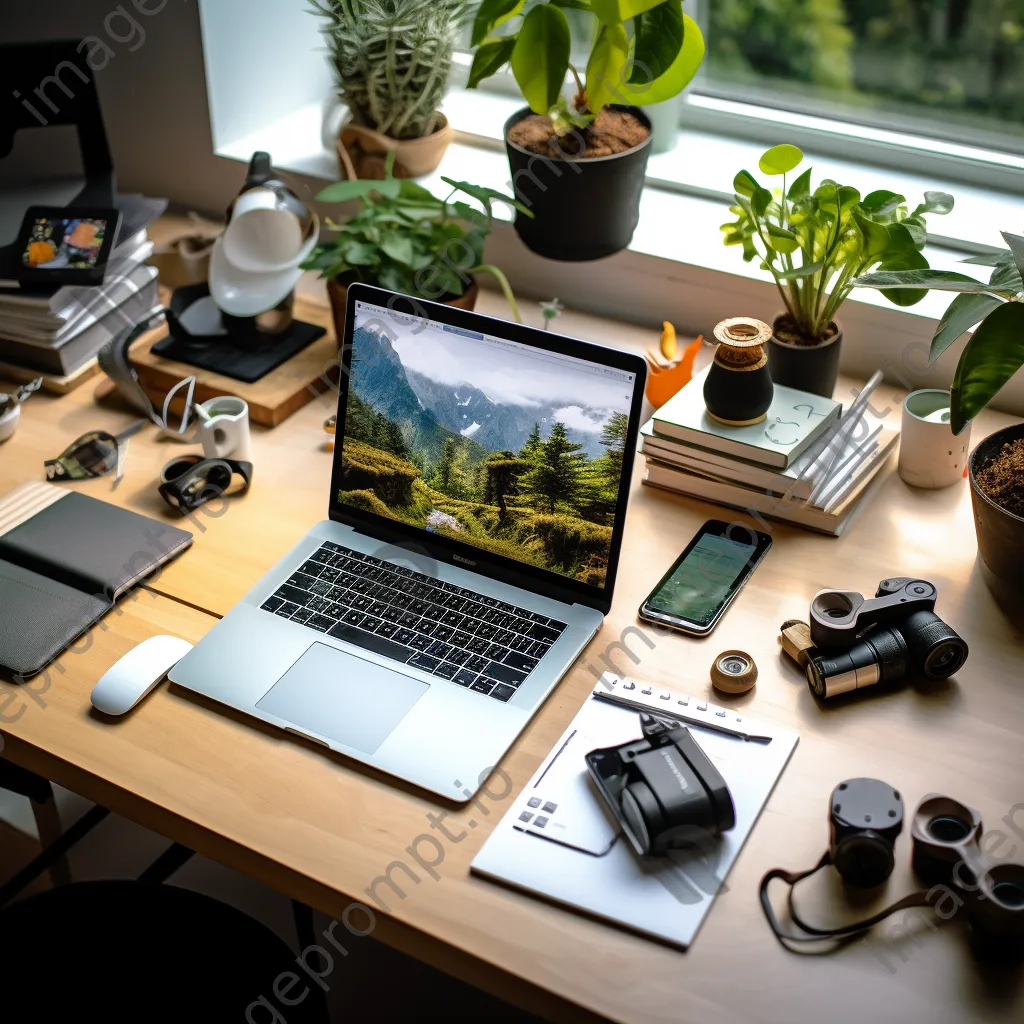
[151,283,326,384]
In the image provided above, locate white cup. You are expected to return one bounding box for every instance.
[196,396,252,463]
[222,188,306,273]
[898,389,971,489]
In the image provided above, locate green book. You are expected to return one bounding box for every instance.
[650,367,842,469]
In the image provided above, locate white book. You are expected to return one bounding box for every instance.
[651,367,841,469]
[641,420,897,503]
[643,448,895,537]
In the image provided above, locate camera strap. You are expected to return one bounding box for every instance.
[759,852,931,951]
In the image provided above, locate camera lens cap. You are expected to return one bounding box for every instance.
[711,650,757,693]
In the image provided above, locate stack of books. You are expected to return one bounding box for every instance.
[0,203,163,378]
[641,368,898,536]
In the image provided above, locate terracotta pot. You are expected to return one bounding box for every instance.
[336,113,453,181]
[767,315,843,398]
[968,422,1024,597]
[504,105,652,262]
[326,276,479,343]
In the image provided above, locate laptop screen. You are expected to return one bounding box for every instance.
[338,298,640,590]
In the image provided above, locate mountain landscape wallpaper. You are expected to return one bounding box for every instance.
[338,311,635,585]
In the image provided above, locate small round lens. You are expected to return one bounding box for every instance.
[928,815,972,843]
[992,881,1024,909]
[922,638,967,679]
[721,656,747,675]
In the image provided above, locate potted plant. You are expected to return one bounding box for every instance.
[721,144,953,397]
[308,0,466,179]
[303,152,530,337]
[854,231,1024,595]
[467,0,705,261]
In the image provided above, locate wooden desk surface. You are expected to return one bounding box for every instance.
[2,286,1023,1024]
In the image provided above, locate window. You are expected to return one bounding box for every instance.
[699,0,1024,153]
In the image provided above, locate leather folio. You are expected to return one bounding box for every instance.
[0,482,192,677]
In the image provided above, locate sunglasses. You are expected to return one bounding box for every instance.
[158,454,253,514]
[44,420,147,483]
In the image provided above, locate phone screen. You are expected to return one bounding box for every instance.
[643,524,769,629]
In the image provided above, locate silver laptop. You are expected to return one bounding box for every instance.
[170,284,646,801]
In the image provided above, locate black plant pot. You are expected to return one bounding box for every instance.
[503,106,652,262]
[767,317,843,398]
[969,422,1024,596]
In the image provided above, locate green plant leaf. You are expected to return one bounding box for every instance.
[733,169,759,198]
[921,190,954,215]
[962,249,1010,267]
[442,177,533,217]
[550,0,592,8]
[766,223,799,254]
[586,22,630,112]
[853,269,990,292]
[876,250,929,306]
[776,262,823,279]
[599,12,703,108]
[471,0,524,47]
[901,215,927,249]
[316,178,400,203]
[787,168,812,200]
[511,5,570,113]
[861,190,905,215]
[630,1,684,85]
[751,186,772,217]
[950,301,1024,433]
[591,0,662,26]
[990,256,1023,293]
[884,222,919,255]
[930,292,1005,364]
[343,240,379,266]
[1000,231,1024,281]
[758,144,802,176]
[467,36,517,88]
[380,235,414,265]
[852,208,889,259]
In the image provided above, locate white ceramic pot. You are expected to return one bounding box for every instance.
[0,402,20,443]
[898,389,971,489]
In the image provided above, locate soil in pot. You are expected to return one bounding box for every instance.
[975,438,1024,516]
[506,108,649,158]
[768,314,842,398]
[504,106,652,262]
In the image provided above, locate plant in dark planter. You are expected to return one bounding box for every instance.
[303,152,529,339]
[308,0,468,178]
[467,0,705,261]
[854,230,1024,594]
[722,144,953,397]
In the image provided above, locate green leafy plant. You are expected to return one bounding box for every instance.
[721,143,954,345]
[468,0,705,122]
[854,232,1024,433]
[303,152,531,318]
[308,0,467,139]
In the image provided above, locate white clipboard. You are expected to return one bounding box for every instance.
[471,675,799,949]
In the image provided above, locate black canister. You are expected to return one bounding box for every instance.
[703,317,774,426]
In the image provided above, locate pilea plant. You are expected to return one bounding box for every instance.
[855,230,1024,433]
[722,143,954,345]
[468,0,705,124]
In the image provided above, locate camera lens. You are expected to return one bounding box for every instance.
[993,881,1024,909]
[928,815,972,843]
[901,610,968,680]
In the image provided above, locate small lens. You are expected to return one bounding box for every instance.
[924,639,967,678]
[928,815,971,843]
[721,656,748,675]
[992,881,1024,909]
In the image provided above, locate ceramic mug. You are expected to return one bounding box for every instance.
[196,396,252,463]
[898,389,971,489]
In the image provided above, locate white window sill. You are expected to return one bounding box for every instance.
[212,91,1024,416]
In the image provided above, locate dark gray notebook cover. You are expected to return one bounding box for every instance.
[0,491,192,676]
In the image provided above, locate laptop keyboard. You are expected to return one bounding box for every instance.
[259,542,568,703]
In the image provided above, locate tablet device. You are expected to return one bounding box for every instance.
[16,206,121,286]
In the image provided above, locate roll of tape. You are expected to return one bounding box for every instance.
[711,650,757,693]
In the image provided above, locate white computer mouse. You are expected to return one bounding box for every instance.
[90,635,194,716]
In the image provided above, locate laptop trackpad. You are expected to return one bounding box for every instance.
[256,643,428,754]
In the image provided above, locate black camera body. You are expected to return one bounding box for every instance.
[829,778,904,888]
[806,577,968,699]
[586,713,735,857]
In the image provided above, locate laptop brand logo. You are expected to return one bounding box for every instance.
[453,553,476,566]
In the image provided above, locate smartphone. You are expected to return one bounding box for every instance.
[16,206,121,287]
[638,520,772,636]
